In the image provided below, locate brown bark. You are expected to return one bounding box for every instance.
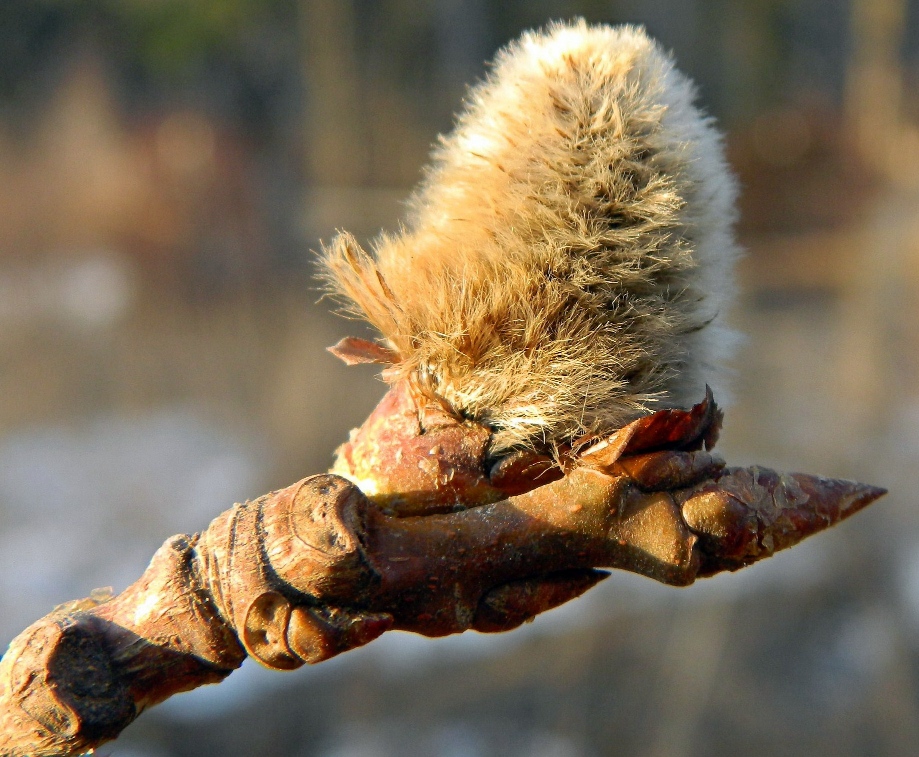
[0,390,885,756]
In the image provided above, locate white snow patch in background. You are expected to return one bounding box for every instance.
[158,657,284,721]
[0,252,135,333]
[0,409,267,646]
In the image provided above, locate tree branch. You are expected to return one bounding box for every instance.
[0,392,885,756]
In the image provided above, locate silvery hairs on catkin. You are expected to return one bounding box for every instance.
[321,20,740,454]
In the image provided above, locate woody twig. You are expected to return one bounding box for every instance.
[0,389,883,756]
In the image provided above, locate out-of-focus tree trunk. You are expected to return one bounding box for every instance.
[846,0,907,173]
[838,0,912,442]
[300,0,367,187]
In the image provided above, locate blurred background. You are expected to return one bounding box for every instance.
[0,0,918,755]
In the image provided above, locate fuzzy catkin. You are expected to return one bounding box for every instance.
[321,21,739,453]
